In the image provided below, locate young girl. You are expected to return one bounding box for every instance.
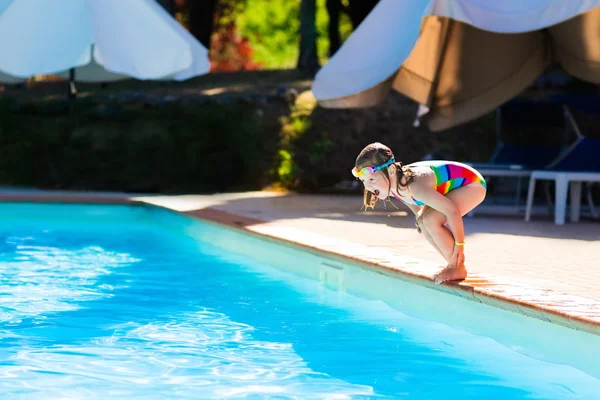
[352,142,487,284]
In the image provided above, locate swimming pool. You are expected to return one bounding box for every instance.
[1,202,599,399]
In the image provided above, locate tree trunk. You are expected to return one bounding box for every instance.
[189,0,217,50]
[326,0,343,56]
[347,0,379,29]
[297,0,320,74]
[156,0,175,15]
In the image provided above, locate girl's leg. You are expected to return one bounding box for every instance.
[419,225,451,262]
[421,212,454,263]
[420,184,487,283]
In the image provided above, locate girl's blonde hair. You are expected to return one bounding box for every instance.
[355,142,414,209]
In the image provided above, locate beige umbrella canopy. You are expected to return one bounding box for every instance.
[312,0,600,131]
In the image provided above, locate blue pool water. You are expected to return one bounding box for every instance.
[0,204,599,399]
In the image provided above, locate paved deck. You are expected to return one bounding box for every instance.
[134,192,599,297]
[2,189,599,334]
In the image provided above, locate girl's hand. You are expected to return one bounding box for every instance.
[450,244,465,268]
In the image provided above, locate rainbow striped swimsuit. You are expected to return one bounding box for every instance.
[396,161,487,206]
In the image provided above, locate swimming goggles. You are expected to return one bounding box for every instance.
[351,157,395,178]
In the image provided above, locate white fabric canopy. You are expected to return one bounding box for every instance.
[0,0,10,14]
[430,0,600,33]
[313,0,600,104]
[313,0,429,104]
[0,0,209,84]
[0,0,23,83]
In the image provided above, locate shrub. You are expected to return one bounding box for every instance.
[0,97,273,193]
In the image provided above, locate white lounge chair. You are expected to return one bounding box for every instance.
[523,135,600,224]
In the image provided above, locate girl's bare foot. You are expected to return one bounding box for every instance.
[433,265,467,284]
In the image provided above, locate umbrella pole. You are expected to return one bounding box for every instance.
[68,68,77,113]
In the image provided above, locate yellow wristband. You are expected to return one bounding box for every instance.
[454,241,465,246]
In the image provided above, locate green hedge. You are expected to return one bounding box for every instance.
[0,98,278,193]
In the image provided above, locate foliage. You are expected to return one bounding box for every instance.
[274,149,296,187]
[271,90,319,188]
[234,0,300,69]
[235,0,353,69]
[0,80,546,195]
[209,0,263,71]
[317,0,354,62]
[210,26,262,71]
[0,98,273,193]
[174,0,354,70]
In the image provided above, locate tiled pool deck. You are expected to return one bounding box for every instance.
[2,189,599,335]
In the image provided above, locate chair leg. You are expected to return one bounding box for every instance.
[525,176,537,222]
[515,176,523,207]
[554,174,568,225]
[543,181,554,216]
[587,183,599,219]
[570,181,582,223]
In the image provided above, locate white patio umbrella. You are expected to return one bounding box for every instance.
[312,0,600,131]
[0,0,210,97]
[0,0,22,83]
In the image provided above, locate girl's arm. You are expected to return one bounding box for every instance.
[408,182,465,243]
[395,198,424,233]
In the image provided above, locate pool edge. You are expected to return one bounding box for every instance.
[1,193,598,336]
[182,208,600,337]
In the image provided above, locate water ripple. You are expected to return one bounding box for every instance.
[0,216,598,399]
[2,309,376,399]
[0,243,139,323]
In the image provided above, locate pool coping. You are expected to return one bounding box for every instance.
[2,192,599,336]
